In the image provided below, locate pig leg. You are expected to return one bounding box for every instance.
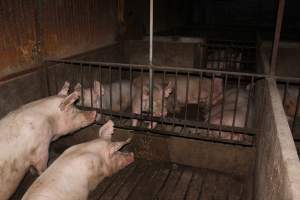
[30,142,50,175]
[132,102,141,127]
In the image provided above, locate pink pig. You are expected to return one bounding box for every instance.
[0,82,96,200]
[22,120,134,200]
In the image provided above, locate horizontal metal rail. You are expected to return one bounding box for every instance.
[46,59,267,78]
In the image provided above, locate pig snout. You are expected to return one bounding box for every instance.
[79,110,97,127]
[109,152,134,175]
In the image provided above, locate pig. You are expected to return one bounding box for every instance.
[77,80,134,112]
[206,88,253,141]
[22,120,134,200]
[0,82,96,200]
[132,75,173,128]
[166,76,224,113]
[277,84,299,125]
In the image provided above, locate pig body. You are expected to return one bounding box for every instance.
[277,84,299,124]
[22,120,134,200]
[0,82,96,200]
[79,80,135,112]
[166,76,223,113]
[132,75,172,128]
[207,88,253,141]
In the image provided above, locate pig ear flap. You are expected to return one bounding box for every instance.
[93,81,104,96]
[109,138,132,156]
[142,86,150,100]
[99,120,114,140]
[59,90,81,112]
[164,81,173,98]
[58,81,70,96]
[74,83,82,92]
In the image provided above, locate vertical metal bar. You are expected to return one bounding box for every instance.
[184,73,190,126]
[161,71,166,125]
[245,76,254,127]
[109,66,112,117]
[149,0,153,65]
[196,72,203,121]
[292,87,300,134]
[119,66,122,116]
[140,69,144,124]
[232,76,241,129]
[172,71,178,129]
[270,0,286,75]
[130,66,133,118]
[89,64,93,108]
[149,68,154,128]
[219,74,228,137]
[54,66,58,94]
[207,73,215,135]
[98,65,102,112]
[80,64,84,106]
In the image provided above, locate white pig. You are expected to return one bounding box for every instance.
[132,76,173,128]
[22,120,134,200]
[0,82,96,200]
[207,88,253,141]
[166,76,223,113]
[77,80,134,112]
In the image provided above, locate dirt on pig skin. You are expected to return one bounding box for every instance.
[22,120,134,200]
[0,81,96,200]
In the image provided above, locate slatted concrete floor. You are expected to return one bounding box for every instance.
[89,159,245,200]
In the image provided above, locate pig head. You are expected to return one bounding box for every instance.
[0,82,96,200]
[22,120,134,200]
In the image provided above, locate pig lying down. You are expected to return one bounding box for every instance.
[22,120,134,200]
[0,82,96,200]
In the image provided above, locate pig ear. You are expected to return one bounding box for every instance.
[142,86,149,100]
[164,81,173,98]
[93,81,104,96]
[74,83,82,92]
[109,138,132,156]
[58,81,70,96]
[59,90,81,111]
[99,120,114,140]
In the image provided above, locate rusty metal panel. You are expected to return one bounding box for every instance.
[0,0,37,78]
[42,0,117,59]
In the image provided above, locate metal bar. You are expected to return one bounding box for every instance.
[46,59,266,78]
[149,0,153,65]
[140,69,144,124]
[245,76,254,127]
[54,66,58,94]
[98,65,102,112]
[219,74,228,136]
[149,68,154,128]
[88,106,257,135]
[109,66,112,117]
[80,64,84,106]
[89,64,93,108]
[232,76,241,129]
[270,0,286,75]
[172,71,178,129]
[119,66,122,120]
[130,66,133,111]
[207,73,215,134]
[196,72,203,122]
[161,71,166,125]
[184,72,190,126]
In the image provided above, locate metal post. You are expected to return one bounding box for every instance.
[270,0,286,75]
[149,0,154,127]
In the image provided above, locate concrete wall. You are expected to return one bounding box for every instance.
[254,78,300,200]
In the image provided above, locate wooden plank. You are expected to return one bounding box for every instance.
[184,169,205,200]
[96,162,139,200]
[198,171,217,200]
[169,168,194,200]
[155,165,182,199]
